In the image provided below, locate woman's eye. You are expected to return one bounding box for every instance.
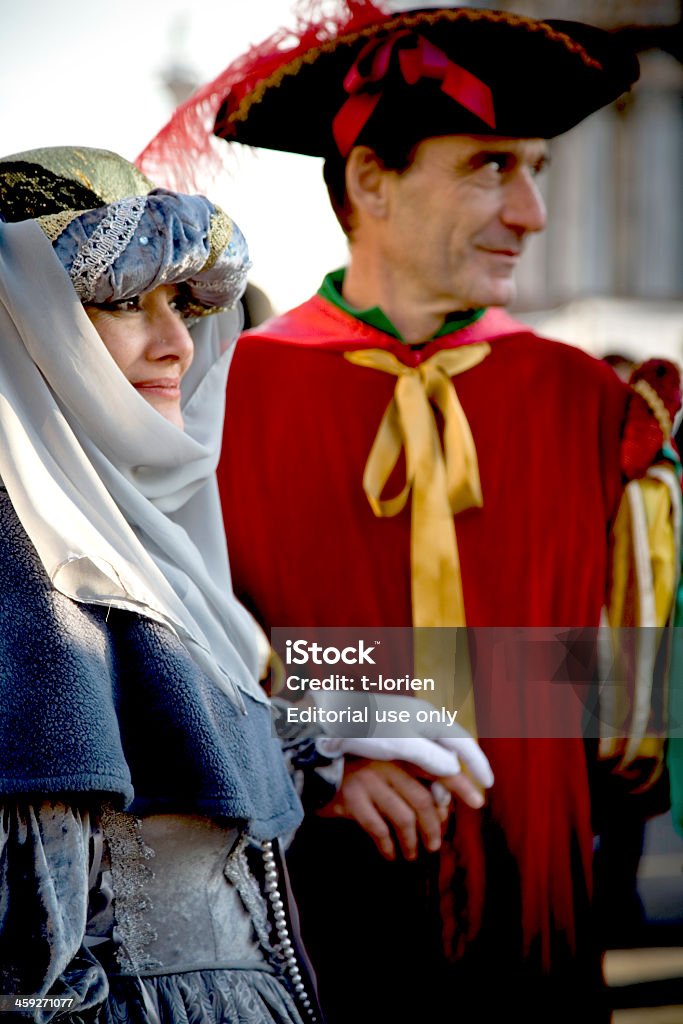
[169,293,193,318]
[117,297,143,312]
[96,297,142,313]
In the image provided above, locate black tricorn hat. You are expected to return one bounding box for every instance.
[216,6,638,156]
[138,3,639,182]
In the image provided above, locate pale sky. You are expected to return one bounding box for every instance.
[0,0,353,312]
[5,0,681,356]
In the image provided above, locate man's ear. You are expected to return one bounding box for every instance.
[345,146,390,223]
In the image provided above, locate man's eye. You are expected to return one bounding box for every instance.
[482,155,508,173]
[531,156,550,178]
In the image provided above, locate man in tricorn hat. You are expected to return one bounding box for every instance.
[140,3,681,1021]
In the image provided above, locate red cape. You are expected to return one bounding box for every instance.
[219,294,629,970]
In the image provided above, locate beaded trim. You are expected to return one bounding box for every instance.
[228,8,601,129]
[633,378,673,440]
[262,839,317,1021]
[224,834,276,957]
[69,195,147,302]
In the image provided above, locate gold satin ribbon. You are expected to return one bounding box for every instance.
[345,344,490,627]
[345,345,490,737]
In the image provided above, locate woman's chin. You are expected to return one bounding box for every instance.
[141,393,185,430]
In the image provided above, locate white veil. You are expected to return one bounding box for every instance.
[0,219,266,708]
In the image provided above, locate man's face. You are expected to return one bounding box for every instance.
[379,135,548,311]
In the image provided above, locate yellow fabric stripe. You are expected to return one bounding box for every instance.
[603,469,679,779]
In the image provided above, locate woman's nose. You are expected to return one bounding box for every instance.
[147,305,195,364]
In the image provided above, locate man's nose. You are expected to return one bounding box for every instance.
[501,170,547,236]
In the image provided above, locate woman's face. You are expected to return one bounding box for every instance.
[85,285,195,430]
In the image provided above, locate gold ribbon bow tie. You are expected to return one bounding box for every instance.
[344,343,490,627]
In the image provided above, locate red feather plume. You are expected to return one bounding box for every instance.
[137,0,390,193]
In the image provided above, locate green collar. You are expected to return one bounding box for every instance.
[318,268,485,343]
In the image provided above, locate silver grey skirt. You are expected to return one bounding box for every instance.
[89,811,317,1024]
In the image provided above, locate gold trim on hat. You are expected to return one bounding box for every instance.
[36,210,82,242]
[227,8,602,130]
[203,207,234,272]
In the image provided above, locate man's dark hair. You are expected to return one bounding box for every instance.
[323,135,420,236]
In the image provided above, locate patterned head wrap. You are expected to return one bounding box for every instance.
[0,146,265,709]
[0,146,249,316]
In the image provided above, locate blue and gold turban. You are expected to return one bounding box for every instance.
[0,146,248,316]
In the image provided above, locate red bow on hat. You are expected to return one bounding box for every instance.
[332,30,497,157]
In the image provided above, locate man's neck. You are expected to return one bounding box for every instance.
[343,256,461,345]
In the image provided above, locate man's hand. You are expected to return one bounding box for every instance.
[317,756,484,861]
[312,696,493,859]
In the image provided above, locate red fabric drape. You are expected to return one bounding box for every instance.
[219,295,629,968]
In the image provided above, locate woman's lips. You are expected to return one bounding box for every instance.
[132,378,181,397]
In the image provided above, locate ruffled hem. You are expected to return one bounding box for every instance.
[101,967,306,1024]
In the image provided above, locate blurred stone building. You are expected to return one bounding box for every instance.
[390,0,683,319]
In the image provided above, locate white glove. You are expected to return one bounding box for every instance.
[317,734,493,791]
[314,693,493,791]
